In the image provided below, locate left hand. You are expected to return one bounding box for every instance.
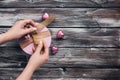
[6,19,37,40]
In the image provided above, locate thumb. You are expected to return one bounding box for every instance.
[24,27,37,34]
[24,22,39,34]
[35,40,43,53]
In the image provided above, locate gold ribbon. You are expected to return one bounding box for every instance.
[20,14,55,48]
[20,30,51,48]
[32,30,51,45]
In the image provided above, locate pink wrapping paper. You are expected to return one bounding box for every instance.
[19,27,51,55]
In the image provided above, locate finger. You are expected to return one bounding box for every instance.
[25,34,30,39]
[42,40,49,55]
[23,19,36,27]
[32,46,35,52]
[35,22,39,27]
[24,26,37,34]
[35,40,43,53]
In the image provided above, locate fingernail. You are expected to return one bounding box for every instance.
[33,28,37,31]
[27,35,30,39]
[39,39,42,46]
[35,23,39,26]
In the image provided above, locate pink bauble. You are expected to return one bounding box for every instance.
[51,45,58,54]
[42,13,49,20]
[56,30,64,39]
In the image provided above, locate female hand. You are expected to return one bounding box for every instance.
[16,40,49,80]
[6,19,37,40]
[28,40,49,71]
[0,19,37,44]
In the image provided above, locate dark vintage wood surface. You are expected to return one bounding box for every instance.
[0,8,120,27]
[0,0,120,80]
[0,0,120,8]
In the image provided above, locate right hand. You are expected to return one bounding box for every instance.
[27,40,49,71]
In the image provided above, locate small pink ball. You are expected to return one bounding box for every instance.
[42,12,49,20]
[51,45,58,54]
[56,30,64,39]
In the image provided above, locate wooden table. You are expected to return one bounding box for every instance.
[0,0,120,80]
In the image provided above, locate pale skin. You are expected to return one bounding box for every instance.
[0,19,49,80]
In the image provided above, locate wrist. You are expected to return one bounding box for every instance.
[0,32,13,44]
[5,31,15,40]
[25,63,35,74]
[4,32,14,41]
[16,63,35,80]
[26,63,38,73]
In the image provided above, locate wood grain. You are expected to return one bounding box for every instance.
[64,68,120,79]
[0,68,119,80]
[0,0,120,79]
[0,8,120,27]
[0,28,120,48]
[0,0,120,8]
[0,48,120,68]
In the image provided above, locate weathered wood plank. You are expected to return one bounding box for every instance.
[0,28,120,48]
[0,68,62,80]
[51,28,120,48]
[31,78,102,80]
[64,68,120,79]
[0,68,119,80]
[0,8,120,27]
[0,48,120,68]
[47,48,120,68]
[0,0,120,8]
[0,48,27,68]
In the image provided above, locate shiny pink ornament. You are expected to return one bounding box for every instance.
[42,12,49,20]
[51,45,58,54]
[56,30,64,39]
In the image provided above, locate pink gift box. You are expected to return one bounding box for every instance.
[18,27,51,55]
